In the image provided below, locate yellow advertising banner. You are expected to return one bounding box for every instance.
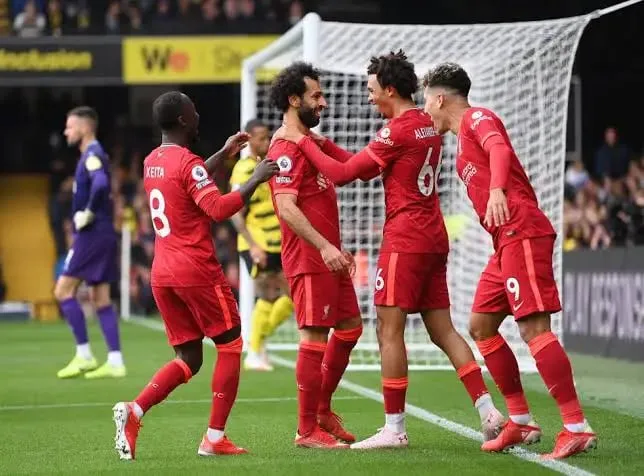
[122,35,278,84]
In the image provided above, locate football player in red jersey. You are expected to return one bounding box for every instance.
[267,62,364,449]
[422,63,597,459]
[274,51,502,449]
[112,91,279,460]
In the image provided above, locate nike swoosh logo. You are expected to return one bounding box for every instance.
[513,302,524,312]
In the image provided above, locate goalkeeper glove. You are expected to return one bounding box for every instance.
[73,209,95,230]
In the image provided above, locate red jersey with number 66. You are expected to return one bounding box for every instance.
[366,108,448,254]
[143,143,226,287]
[456,107,555,250]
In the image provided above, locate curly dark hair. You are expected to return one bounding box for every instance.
[367,49,418,100]
[269,62,321,113]
[422,62,471,98]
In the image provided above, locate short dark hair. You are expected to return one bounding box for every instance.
[422,62,471,98]
[152,91,185,131]
[269,62,321,113]
[367,50,418,100]
[68,106,98,128]
[244,118,267,133]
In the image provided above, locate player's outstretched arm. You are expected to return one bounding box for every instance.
[190,158,279,222]
[203,131,250,175]
[308,131,352,163]
[274,194,351,273]
[297,136,379,184]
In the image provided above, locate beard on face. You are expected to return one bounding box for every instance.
[297,103,320,128]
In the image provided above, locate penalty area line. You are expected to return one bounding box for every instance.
[129,317,594,476]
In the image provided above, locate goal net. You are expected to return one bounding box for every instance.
[233,12,593,371]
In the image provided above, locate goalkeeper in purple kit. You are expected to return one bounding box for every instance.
[54,106,125,379]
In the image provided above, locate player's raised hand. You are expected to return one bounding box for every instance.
[224,131,250,158]
[251,158,280,182]
[320,243,351,273]
[485,188,511,228]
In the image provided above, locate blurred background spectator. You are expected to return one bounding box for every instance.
[6,0,311,36]
[563,126,642,251]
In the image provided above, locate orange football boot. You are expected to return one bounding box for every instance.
[198,435,248,456]
[295,426,349,449]
[319,411,356,443]
[542,427,597,459]
[481,419,542,452]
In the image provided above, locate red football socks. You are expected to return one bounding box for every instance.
[209,337,243,430]
[528,331,585,425]
[318,327,362,414]
[134,358,192,414]
[476,334,530,416]
[297,341,326,436]
[456,361,489,403]
[382,376,408,414]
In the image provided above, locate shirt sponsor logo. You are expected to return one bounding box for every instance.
[471,113,493,130]
[461,162,477,186]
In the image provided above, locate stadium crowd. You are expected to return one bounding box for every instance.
[563,127,644,250]
[5,0,306,36]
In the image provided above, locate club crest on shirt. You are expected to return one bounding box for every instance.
[380,127,391,138]
[277,155,292,172]
[471,110,483,120]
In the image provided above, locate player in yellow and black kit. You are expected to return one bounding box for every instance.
[230,119,294,371]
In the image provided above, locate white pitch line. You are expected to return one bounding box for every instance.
[129,317,595,476]
[0,396,362,412]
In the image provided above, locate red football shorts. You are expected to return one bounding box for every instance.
[472,235,561,319]
[374,252,450,312]
[152,284,240,346]
[288,272,360,329]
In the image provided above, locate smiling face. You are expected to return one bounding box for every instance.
[367,74,395,119]
[292,76,327,128]
[423,86,450,134]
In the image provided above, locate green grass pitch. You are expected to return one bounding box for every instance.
[1,320,643,475]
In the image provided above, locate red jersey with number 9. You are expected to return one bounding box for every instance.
[456,107,555,250]
[366,108,448,254]
[143,144,226,287]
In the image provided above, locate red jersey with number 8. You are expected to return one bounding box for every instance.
[143,144,226,287]
[366,108,448,254]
